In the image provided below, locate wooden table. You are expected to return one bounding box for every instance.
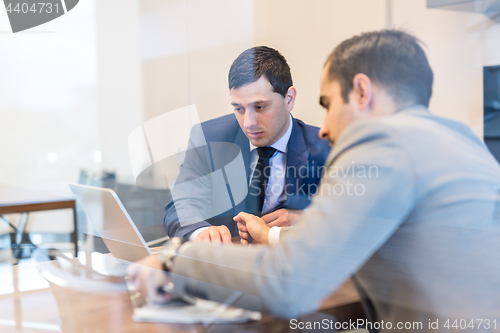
[0,186,78,258]
[0,257,364,332]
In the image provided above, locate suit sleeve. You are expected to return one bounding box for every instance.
[170,122,417,317]
[278,226,293,241]
[164,124,214,238]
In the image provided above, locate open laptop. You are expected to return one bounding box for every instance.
[68,183,161,263]
[68,183,261,324]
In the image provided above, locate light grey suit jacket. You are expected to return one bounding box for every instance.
[170,106,500,331]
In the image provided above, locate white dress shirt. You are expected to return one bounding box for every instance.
[248,114,293,214]
[190,114,293,241]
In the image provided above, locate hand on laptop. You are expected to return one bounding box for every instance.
[262,208,303,227]
[234,212,270,245]
[127,255,173,304]
[193,225,232,243]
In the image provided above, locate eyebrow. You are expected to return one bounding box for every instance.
[231,100,270,107]
[319,96,328,108]
[251,100,270,106]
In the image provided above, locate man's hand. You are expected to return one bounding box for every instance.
[193,225,232,243]
[127,255,173,304]
[234,212,270,245]
[262,208,304,227]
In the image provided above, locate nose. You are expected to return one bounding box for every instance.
[244,110,258,129]
[319,119,329,140]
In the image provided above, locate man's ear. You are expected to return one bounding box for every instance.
[351,74,373,112]
[285,86,297,112]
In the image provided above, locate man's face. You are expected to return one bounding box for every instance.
[318,66,358,146]
[231,76,293,147]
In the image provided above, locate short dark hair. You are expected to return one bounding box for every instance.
[228,46,293,98]
[325,30,434,108]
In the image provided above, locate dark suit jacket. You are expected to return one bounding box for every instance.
[164,113,330,237]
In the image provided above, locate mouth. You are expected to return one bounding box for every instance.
[246,131,264,140]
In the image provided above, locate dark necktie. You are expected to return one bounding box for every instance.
[248,147,277,215]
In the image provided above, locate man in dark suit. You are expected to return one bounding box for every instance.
[164,46,330,242]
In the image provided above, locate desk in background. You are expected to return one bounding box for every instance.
[0,186,78,259]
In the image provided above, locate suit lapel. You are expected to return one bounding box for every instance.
[233,126,252,216]
[234,128,252,183]
[286,117,310,194]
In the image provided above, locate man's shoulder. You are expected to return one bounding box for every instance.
[337,108,436,144]
[334,107,487,162]
[293,117,319,135]
[201,113,238,127]
[200,113,238,130]
[372,108,483,147]
[292,117,330,153]
[199,113,241,141]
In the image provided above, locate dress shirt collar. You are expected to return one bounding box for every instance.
[249,114,293,153]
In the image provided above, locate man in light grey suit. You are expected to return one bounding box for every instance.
[130,30,500,332]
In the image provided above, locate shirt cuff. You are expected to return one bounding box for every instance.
[189,227,209,241]
[268,226,282,246]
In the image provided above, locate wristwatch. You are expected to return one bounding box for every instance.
[159,237,187,272]
[157,237,197,305]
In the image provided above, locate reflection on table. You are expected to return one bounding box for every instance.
[0,251,365,333]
